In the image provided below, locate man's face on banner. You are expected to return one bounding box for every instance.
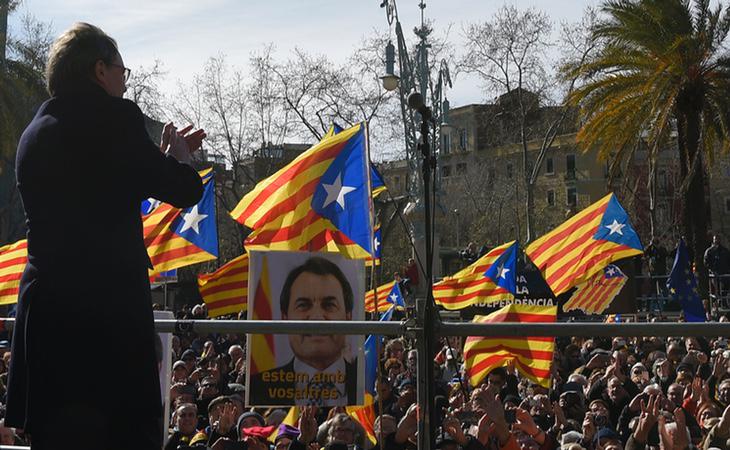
[283,271,352,369]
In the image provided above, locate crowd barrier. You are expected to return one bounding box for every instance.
[0,318,729,450]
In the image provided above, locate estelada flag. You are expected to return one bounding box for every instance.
[563,264,627,315]
[433,241,515,310]
[364,280,405,313]
[230,123,374,259]
[198,253,249,318]
[464,303,556,388]
[0,239,27,305]
[525,193,642,296]
[143,168,218,273]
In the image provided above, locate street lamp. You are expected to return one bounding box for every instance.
[380,41,399,92]
[379,1,453,448]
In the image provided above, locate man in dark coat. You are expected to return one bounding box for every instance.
[6,22,204,450]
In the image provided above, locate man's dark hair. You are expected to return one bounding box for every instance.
[280,257,354,314]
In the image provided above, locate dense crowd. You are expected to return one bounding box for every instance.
[156,309,730,450]
[0,306,730,449]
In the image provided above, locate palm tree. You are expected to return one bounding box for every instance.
[0,1,47,243]
[566,0,730,297]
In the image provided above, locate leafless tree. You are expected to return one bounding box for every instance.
[460,6,599,243]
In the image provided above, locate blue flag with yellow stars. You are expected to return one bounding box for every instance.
[667,238,705,322]
[484,241,518,295]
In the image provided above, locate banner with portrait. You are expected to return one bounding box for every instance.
[245,250,365,406]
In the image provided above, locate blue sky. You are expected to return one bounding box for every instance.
[8,0,594,108]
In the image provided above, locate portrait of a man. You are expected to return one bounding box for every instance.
[247,252,364,406]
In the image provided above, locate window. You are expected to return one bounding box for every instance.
[546,157,554,175]
[547,190,555,207]
[506,163,513,179]
[456,163,467,175]
[442,133,451,154]
[566,155,576,179]
[394,176,400,188]
[459,128,468,150]
[567,187,577,207]
[442,165,451,178]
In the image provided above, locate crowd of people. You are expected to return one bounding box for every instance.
[0,307,730,449]
[158,311,730,450]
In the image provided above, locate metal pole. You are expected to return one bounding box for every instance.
[2,318,729,337]
[417,114,439,450]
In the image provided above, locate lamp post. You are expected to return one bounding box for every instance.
[379,1,452,448]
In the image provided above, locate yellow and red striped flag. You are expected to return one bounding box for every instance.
[525,193,642,296]
[433,241,515,310]
[365,280,395,313]
[563,264,626,315]
[0,239,27,305]
[464,303,556,388]
[144,168,218,274]
[249,253,275,375]
[230,123,374,259]
[198,253,249,318]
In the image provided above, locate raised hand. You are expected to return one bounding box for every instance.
[297,406,318,444]
[443,413,469,446]
[634,394,660,443]
[395,403,419,444]
[513,408,539,437]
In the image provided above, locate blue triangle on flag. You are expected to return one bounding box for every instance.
[484,242,518,294]
[172,175,218,256]
[311,125,372,253]
[593,195,643,250]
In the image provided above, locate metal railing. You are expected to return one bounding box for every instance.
[1,318,730,450]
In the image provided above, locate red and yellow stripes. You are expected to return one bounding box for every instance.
[0,239,27,305]
[563,269,626,315]
[525,194,640,295]
[250,254,275,375]
[198,253,249,318]
[365,280,396,313]
[143,169,216,274]
[433,241,515,310]
[464,304,556,388]
[347,392,377,444]
[230,124,369,259]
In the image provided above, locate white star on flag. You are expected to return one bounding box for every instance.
[145,198,161,214]
[179,205,208,234]
[322,174,356,209]
[498,265,510,279]
[605,219,626,236]
[374,236,380,251]
[606,267,616,276]
[389,292,400,304]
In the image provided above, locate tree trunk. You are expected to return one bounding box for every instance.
[0,0,7,64]
[681,102,709,299]
[525,181,535,243]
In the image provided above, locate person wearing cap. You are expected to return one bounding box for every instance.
[172,360,189,384]
[390,378,416,421]
[188,395,239,448]
[594,427,622,450]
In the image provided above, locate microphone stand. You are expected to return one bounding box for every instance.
[415,106,440,450]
